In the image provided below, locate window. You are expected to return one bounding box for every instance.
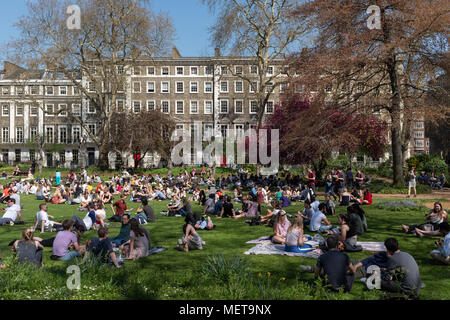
[58,104,67,117]
[88,124,96,136]
[204,101,213,114]
[46,104,54,116]
[16,127,23,143]
[147,67,155,75]
[117,81,125,92]
[267,66,274,75]
[161,81,170,93]
[415,122,424,129]
[133,101,141,113]
[59,151,65,164]
[176,82,184,93]
[280,83,288,93]
[133,81,141,93]
[15,149,21,162]
[205,66,213,75]
[72,127,81,143]
[2,128,9,143]
[176,67,184,75]
[221,66,228,75]
[220,124,228,138]
[2,86,9,95]
[235,66,243,75]
[266,82,274,93]
[29,149,35,162]
[30,127,37,141]
[88,82,95,92]
[147,82,155,93]
[117,65,124,75]
[250,100,258,114]
[190,82,198,93]
[220,81,228,93]
[161,67,169,75]
[2,104,9,116]
[235,81,243,93]
[72,104,81,116]
[235,100,244,114]
[87,101,96,114]
[73,86,80,95]
[426,141,430,147]
[249,81,258,93]
[46,86,54,95]
[161,101,170,113]
[235,124,244,137]
[59,86,67,95]
[266,101,274,114]
[30,86,38,95]
[16,86,24,95]
[147,101,155,111]
[16,104,24,116]
[190,101,198,114]
[72,150,79,165]
[133,66,141,75]
[176,101,184,114]
[190,67,198,75]
[414,131,424,138]
[220,100,229,114]
[204,81,213,93]
[250,65,258,75]
[116,100,125,112]
[45,127,54,143]
[414,140,424,147]
[59,127,67,143]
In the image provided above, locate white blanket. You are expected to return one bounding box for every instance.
[357,242,386,252]
[243,240,322,259]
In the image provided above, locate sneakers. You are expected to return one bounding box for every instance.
[160,211,168,216]
[299,265,313,272]
[360,277,367,283]
[9,221,14,226]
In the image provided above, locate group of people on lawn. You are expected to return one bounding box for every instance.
[0,166,448,298]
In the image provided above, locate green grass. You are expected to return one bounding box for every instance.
[0,195,449,300]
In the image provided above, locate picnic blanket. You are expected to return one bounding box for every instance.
[244,240,322,259]
[357,242,386,252]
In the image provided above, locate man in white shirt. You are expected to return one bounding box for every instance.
[310,203,332,232]
[0,198,22,225]
[34,203,62,233]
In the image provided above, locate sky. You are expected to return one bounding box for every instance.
[0,0,217,59]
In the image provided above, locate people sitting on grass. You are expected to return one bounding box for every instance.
[324,194,335,216]
[361,188,373,205]
[402,202,448,237]
[110,194,130,222]
[33,203,63,233]
[271,210,291,245]
[176,223,205,252]
[214,195,224,216]
[235,197,259,220]
[167,195,182,216]
[110,214,131,247]
[71,203,97,232]
[300,200,314,225]
[284,214,313,253]
[309,203,332,233]
[314,235,356,292]
[94,202,107,228]
[83,227,121,268]
[434,173,446,190]
[259,201,281,224]
[0,198,23,226]
[136,198,155,223]
[218,196,236,219]
[380,237,422,297]
[52,220,85,261]
[339,188,352,206]
[121,218,150,260]
[12,228,44,268]
[280,191,291,208]
[203,194,215,215]
[429,222,450,265]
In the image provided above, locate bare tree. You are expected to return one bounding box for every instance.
[6,0,175,169]
[202,0,305,127]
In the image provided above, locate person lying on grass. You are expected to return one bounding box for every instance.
[401,202,448,237]
[429,222,450,265]
[271,210,291,245]
[0,198,23,226]
[82,227,121,268]
[33,203,63,234]
[176,223,205,252]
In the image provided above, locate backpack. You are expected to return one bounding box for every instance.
[135,213,147,225]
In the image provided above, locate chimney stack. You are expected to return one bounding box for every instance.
[214,48,221,57]
[172,46,182,58]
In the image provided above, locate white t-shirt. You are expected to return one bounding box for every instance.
[10,194,21,206]
[310,210,327,232]
[36,210,53,228]
[311,200,320,212]
[95,209,106,221]
[29,185,37,194]
[3,204,21,221]
[83,212,94,230]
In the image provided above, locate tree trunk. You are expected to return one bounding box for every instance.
[80,146,87,169]
[97,143,109,170]
[167,158,173,177]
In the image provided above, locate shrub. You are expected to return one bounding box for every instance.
[327,155,351,171]
[422,158,448,176]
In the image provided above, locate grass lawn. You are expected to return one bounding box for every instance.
[0,193,449,300]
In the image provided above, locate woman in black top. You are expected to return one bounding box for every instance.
[218,196,235,218]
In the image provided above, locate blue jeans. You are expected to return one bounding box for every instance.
[57,250,80,261]
[0,218,13,225]
[318,225,333,232]
[111,237,126,247]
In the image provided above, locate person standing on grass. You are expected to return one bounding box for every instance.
[307,168,316,192]
[429,222,450,265]
[407,167,417,198]
[52,220,85,261]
